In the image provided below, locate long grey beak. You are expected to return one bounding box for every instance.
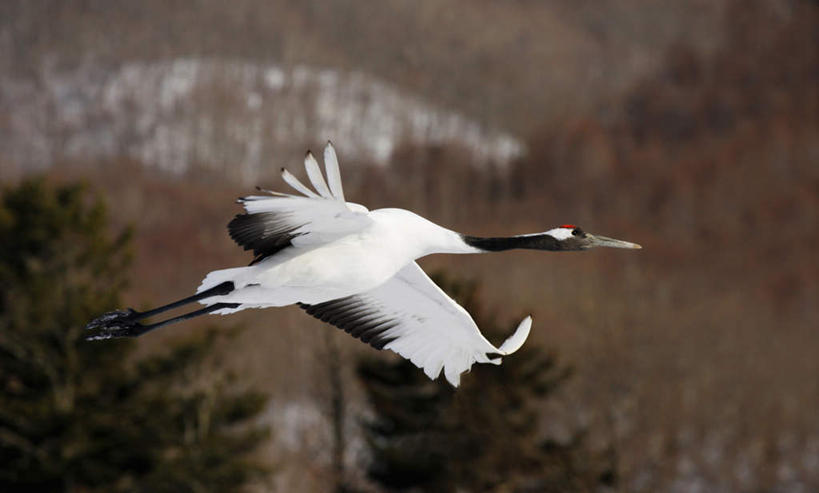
[586,234,642,249]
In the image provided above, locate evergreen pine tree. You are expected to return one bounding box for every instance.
[0,179,270,493]
[357,272,616,493]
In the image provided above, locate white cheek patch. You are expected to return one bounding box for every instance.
[545,227,575,241]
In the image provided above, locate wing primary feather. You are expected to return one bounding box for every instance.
[304,151,333,198]
[498,316,532,355]
[254,186,292,197]
[323,142,345,201]
[281,168,320,198]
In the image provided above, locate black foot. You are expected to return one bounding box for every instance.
[85,308,146,340]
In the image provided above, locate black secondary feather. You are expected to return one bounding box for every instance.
[299,297,399,350]
[228,212,305,263]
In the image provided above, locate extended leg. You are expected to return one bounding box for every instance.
[86,302,240,340]
[86,281,235,331]
[85,281,237,339]
[133,281,236,320]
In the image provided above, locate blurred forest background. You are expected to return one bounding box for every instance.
[1,0,817,491]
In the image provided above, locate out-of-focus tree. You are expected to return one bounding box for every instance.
[504,2,819,490]
[357,272,616,493]
[0,179,270,493]
[383,142,510,227]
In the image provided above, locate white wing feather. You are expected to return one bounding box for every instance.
[232,144,371,257]
[323,142,345,201]
[281,168,321,198]
[304,151,333,199]
[304,262,532,387]
[240,194,370,246]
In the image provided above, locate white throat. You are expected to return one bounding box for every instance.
[544,227,574,241]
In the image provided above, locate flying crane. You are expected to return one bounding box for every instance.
[87,142,641,386]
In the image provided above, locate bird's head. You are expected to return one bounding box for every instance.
[461,225,641,252]
[543,224,642,251]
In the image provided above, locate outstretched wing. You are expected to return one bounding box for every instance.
[300,262,532,387]
[229,142,372,263]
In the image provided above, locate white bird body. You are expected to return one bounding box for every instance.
[200,208,474,310]
[87,142,641,387]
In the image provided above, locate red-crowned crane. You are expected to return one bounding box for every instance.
[87,142,641,386]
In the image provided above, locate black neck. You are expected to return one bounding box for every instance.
[461,234,562,252]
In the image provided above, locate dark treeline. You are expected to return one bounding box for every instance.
[0,180,270,493]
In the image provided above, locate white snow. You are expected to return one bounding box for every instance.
[1,58,525,184]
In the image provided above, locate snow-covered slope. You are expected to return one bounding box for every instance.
[1,59,524,183]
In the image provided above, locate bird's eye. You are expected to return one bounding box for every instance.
[572,228,581,236]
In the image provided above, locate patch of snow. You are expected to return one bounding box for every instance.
[1,58,525,184]
[264,67,286,90]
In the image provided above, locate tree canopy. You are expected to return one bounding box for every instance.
[0,179,270,493]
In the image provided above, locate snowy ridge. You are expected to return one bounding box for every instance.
[1,59,524,183]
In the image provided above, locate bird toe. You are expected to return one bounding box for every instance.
[85,321,144,340]
[85,308,138,330]
[85,309,145,340]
